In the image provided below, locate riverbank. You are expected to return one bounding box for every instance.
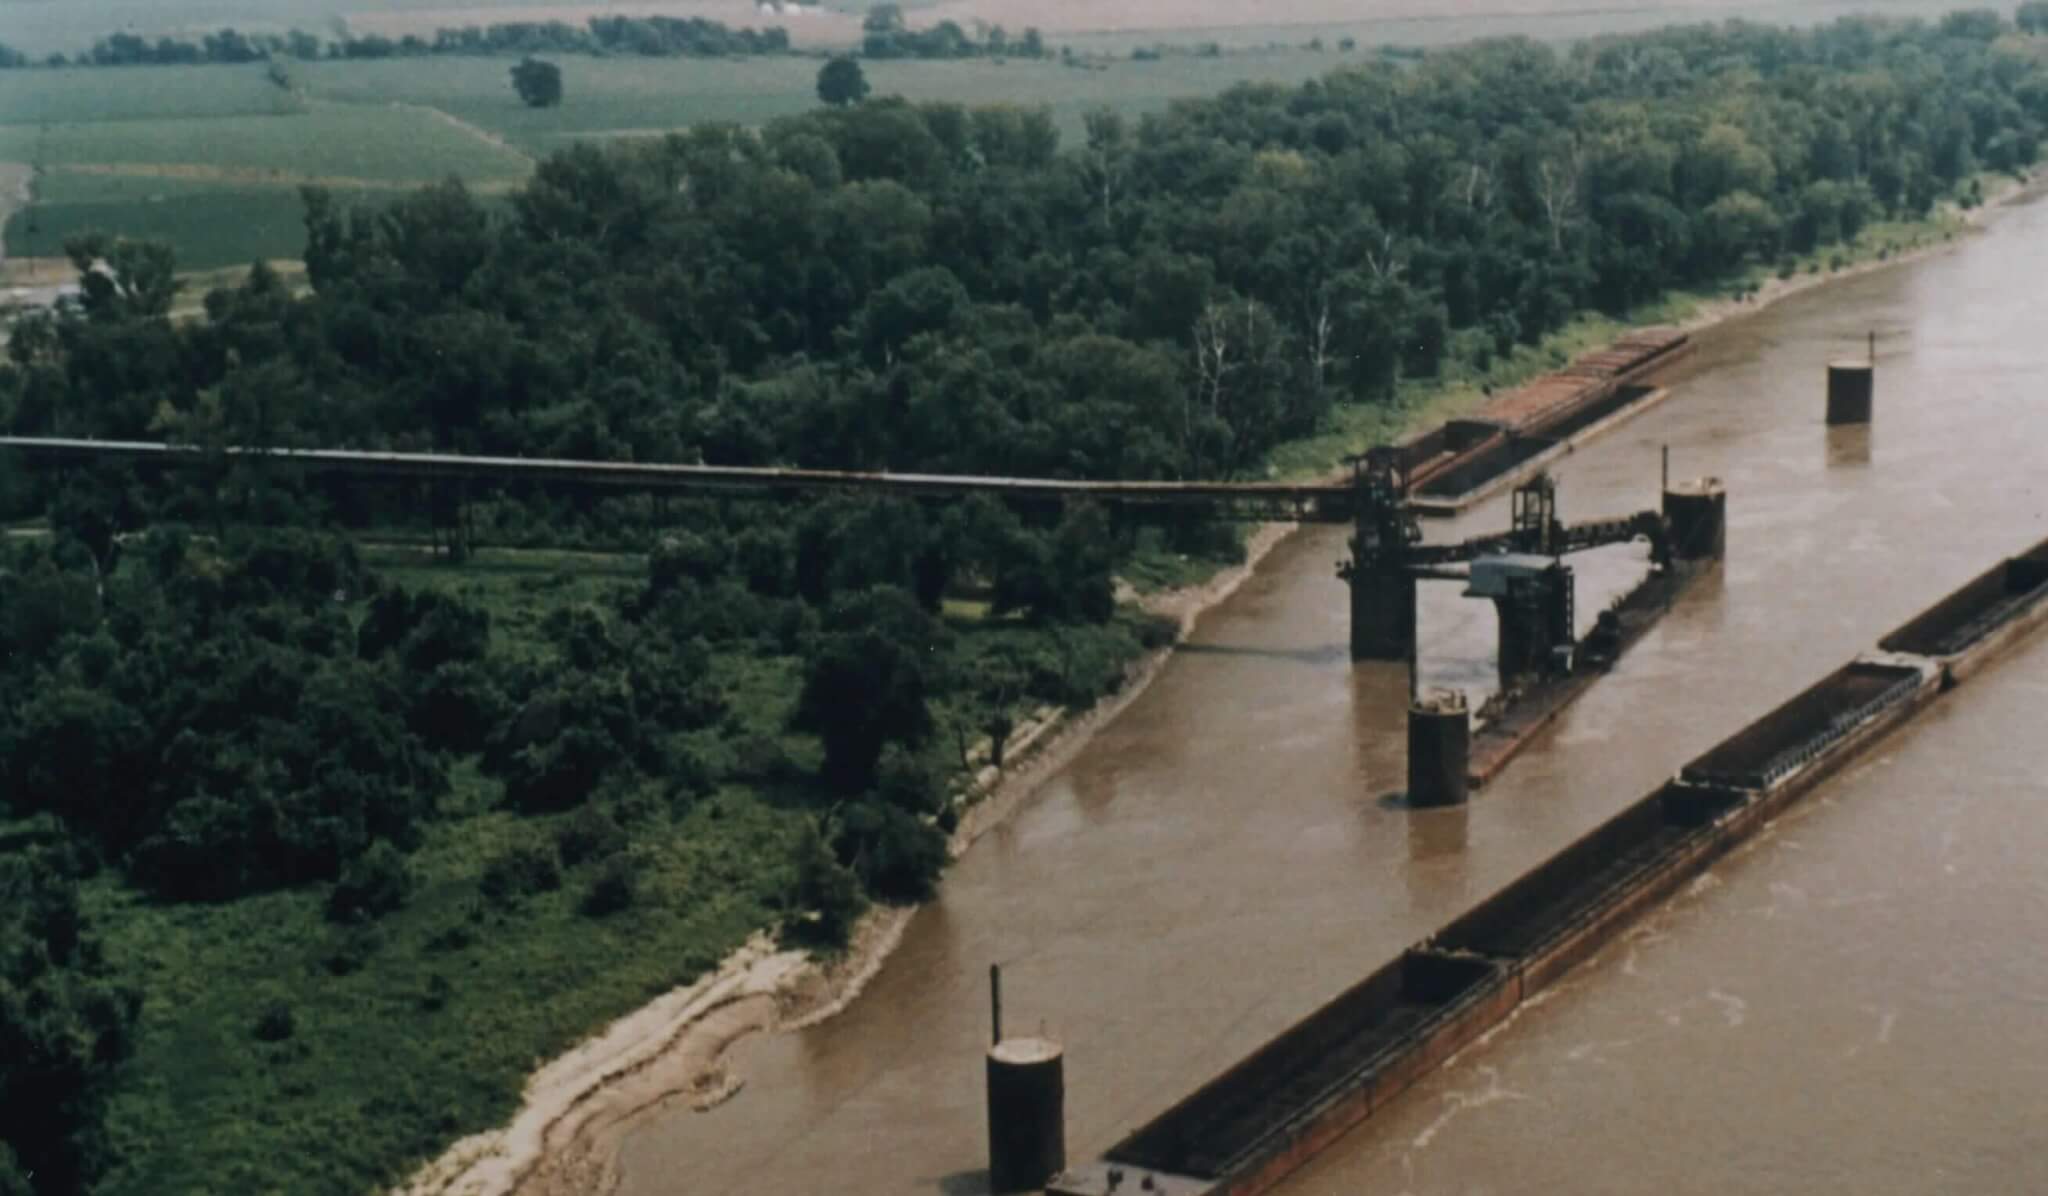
[395,522,1299,1196]
[1672,170,2043,337]
[391,173,2042,1196]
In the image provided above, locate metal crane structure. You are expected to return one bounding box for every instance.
[1336,446,1670,688]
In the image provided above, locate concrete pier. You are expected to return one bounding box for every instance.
[987,1038,1065,1192]
[1826,361,1874,425]
[1661,479,1726,562]
[1407,693,1471,808]
[1348,566,1416,662]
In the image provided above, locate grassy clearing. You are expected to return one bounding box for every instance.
[0,64,304,125]
[365,545,646,666]
[1116,524,1249,594]
[0,102,532,184]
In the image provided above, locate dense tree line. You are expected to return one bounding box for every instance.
[1,5,1044,70]
[860,3,1046,60]
[333,16,790,61]
[0,525,446,901]
[0,481,1138,900]
[1,16,789,70]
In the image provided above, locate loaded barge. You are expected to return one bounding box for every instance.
[1047,530,2048,1196]
[1385,329,1692,518]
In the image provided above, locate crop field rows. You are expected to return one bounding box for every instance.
[0,61,537,272]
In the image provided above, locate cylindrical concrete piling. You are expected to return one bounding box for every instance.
[1826,360,1874,425]
[988,1038,1066,1193]
[1662,479,1727,562]
[1349,565,1417,662]
[1407,691,1470,808]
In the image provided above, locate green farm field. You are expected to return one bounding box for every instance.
[295,51,1338,153]
[6,175,401,272]
[0,71,533,273]
[0,100,532,184]
[0,62,304,124]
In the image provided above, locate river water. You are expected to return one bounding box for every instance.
[618,197,2048,1196]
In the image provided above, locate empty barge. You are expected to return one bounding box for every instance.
[1046,531,2048,1196]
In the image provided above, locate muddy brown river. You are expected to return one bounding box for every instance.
[618,197,2048,1196]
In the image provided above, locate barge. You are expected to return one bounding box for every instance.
[1876,534,2048,686]
[1393,330,1691,517]
[1465,549,1712,788]
[1046,531,2048,1196]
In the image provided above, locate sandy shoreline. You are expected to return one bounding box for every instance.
[392,173,2041,1196]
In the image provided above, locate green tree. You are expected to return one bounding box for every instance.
[1699,191,1782,266]
[509,56,562,107]
[1939,9,2005,40]
[326,840,413,923]
[1048,502,1119,623]
[793,587,942,792]
[0,852,141,1196]
[861,3,906,56]
[816,56,869,107]
[63,234,180,323]
[784,819,864,947]
[480,836,562,905]
[833,797,947,902]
